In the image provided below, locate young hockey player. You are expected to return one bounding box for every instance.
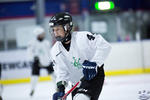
[49,12,111,100]
[27,26,54,96]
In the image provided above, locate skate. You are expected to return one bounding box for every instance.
[0,96,2,100]
[30,90,34,96]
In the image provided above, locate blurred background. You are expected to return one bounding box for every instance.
[0,0,150,50]
[0,0,150,100]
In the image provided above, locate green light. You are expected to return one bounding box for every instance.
[110,1,115,9]
[95,1,115,10]
[95,2,100,10]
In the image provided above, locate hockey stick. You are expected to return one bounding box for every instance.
[61,81,81,100]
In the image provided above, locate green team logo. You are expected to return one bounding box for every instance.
[39,49,45,55]
[71,57,82,69]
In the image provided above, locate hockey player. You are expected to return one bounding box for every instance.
[49,12,111,100]
[27,26,54,96]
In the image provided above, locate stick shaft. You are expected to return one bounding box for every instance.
[62,81,80,100]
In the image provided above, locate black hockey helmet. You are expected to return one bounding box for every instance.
[49,12,73,32]
[49,12,73,42]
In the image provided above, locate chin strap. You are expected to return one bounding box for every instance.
[62,32,71,43]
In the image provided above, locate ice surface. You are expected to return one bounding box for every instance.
[2,74,150,100]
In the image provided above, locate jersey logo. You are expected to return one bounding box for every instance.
[77,88,88,93]
[87,34,95,40]
[38,49,45,55]
[71,57,82,69]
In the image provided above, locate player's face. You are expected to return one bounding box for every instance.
[37,33,45,41]
[38,33,45,39]
[52,25,65,38]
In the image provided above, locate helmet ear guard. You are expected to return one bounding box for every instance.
[63,23,73,32]
[64,25,67,32]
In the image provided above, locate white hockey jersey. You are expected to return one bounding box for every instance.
[51,31,111,84]
[27,39,52,67]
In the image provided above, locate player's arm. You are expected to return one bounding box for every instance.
[89,33,111,66]
[51,50,69,100]
[82,32,111,80]
[53,81,67,100]
[27,41,35,61]
[52,63,68,100]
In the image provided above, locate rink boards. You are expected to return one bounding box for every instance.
[0,40,150,85]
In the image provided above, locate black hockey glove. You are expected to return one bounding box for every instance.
[82,60,97,80]
[53,81,66,100]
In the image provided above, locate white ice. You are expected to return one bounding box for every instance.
[2,74,150,100]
